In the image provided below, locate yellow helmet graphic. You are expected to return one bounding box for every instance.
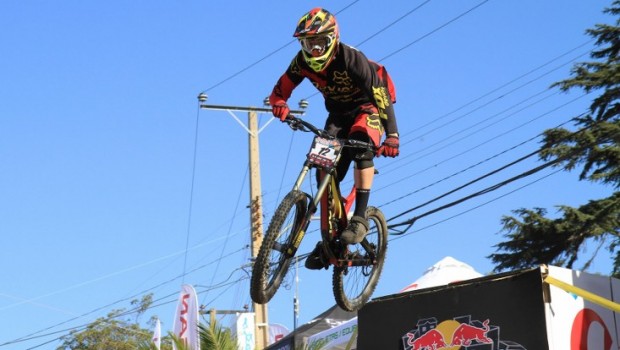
[293,8,339,72]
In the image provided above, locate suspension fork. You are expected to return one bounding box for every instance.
[291,161,330,215]
[286,162,332,255]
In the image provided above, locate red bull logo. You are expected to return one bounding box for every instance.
[402,316,525,350]
[451,319,492,346]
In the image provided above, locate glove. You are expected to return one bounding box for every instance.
[272,102,290,122]
[377,136,400,157]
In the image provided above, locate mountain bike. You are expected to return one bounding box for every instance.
[250,115,388,312]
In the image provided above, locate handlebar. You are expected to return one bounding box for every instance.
[285,115,376,151]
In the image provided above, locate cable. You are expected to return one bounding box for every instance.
[355,1,432,47]
[403,41,592,139]
[203,165,249,304]
[273,129,297,212]
[388,148,541,224]
[388,155,572,234]
[2,246,248,348]
[182,103,202,282]
[389,168,564,241]
[303,0,490,101]
[402,51,589,146]
[386,114,595,235]
[378,0,490,62]
[199,0,361,93]
[381,88,562,175]
[376,117,574,207]
[379,92,589,185]
[5,268,251,349]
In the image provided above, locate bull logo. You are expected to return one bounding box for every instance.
[402,316,526,350]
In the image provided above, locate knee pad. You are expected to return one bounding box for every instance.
[355,158,374,170]
[347,131,375,170]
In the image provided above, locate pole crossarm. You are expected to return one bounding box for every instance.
[200,104,305,115]
[200,104,305,137]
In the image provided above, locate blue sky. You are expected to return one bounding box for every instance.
[0,0,615,348]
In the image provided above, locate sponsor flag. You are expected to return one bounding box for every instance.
[152,318,161,350]
[172,284,201,350]
[268,323,290,344]
[235,312,255,350]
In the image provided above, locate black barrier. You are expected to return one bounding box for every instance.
[358,268,547,349]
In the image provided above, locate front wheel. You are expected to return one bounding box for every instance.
[250,190,307,304]
[333,206,388,311]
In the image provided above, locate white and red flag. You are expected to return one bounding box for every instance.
[152,318,161,350]
[172,284,201,350]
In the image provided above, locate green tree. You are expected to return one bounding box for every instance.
[58,292,240,350]
[57,309,159,350]
[198,321,237,350]
[137,320,237,350]
[57,294,174,350]
[489,1,620,276]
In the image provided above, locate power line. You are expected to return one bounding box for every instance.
[378,0,490,62]
[381,88,562,174]
[381,91,589,180]
[1,246,248,348]
[385,113,593,235]
[389,168,564,242]
[203,164,249,305]
[200,1,361,93]
[303,0,490,101]
[182,102,203,282]
[355,0,432,47]
[377,129,543,206]
[404,41,592,139]
[5,272,251,349]
[388,154,573,234]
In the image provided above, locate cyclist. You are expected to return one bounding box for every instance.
[269,7,400,269]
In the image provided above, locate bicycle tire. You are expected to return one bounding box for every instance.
[250,190,307,304]
[332,206,388,311]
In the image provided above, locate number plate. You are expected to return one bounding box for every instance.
[307,137,342,168]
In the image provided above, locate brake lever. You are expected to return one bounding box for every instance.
[286,118,302,131]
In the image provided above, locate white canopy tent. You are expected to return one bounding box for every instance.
[399,256,483,293]
[304,256,483,349]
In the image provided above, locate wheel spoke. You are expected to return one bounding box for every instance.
[332,207,387,311]
[250,191,307,304]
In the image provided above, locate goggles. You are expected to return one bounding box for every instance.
[299,34,333,57]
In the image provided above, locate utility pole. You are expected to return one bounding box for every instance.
[198,94,306,349]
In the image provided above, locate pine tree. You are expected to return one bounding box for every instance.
[489,1,620,276]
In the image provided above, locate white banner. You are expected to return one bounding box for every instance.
[152,318,161,350]
[306,317,358,350]
[236,312,256,350]
[269,323,290,345]
[172,284,201,350]
[545,266,616,349]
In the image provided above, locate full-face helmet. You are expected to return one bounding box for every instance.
[293,8,339,72]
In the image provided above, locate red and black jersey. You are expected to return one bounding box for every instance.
[270,43,398,135]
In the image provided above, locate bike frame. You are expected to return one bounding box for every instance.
[286,137,356,266]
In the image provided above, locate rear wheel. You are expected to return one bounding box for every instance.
[250,190,307,304]
[332,206,387,311]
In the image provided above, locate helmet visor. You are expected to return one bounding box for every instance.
[300,35,333,57]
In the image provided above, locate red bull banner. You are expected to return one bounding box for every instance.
[358,268,548,349]
[358,266,620,349]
